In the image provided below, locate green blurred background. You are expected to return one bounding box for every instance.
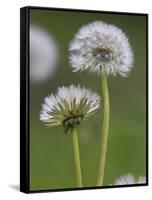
[29,8,147,191]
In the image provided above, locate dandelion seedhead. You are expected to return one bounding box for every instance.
[69,21,134,77]
[40,85,101,134]
[114,174,146,185]
[30,25,58,82]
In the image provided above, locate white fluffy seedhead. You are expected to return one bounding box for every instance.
[114,173,146,185]
[40,85,101,133]
[69,21,134,77]
[30,25,58,82]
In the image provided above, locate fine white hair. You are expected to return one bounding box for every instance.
[69,21,134,77]
[40,85,101,127]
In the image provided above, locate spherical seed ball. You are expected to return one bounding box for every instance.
[30,25,58,82]
[69,21,134,77]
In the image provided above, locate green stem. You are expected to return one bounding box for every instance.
[72,128,83,187]
[96,73,110,186]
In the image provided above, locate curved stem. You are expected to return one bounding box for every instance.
[96,73,110,186]
[72,128,83,187]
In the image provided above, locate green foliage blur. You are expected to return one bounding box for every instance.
[29,8,147,191]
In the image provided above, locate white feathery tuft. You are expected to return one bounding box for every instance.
[40,85,101,130]
[69,21,134,77]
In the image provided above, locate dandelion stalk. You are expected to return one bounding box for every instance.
[72,128,83,187]
[96,73,110,186]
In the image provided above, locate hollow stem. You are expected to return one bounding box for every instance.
[72,128,83,187]
[96,73,110,186]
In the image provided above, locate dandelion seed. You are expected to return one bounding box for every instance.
[69,21,133,77]
[30,25,58,82]
[114,174,146,185]
[40,85,101,133]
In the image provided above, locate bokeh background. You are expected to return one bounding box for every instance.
[29,8,147,191]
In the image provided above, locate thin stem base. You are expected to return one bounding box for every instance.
[96,73,110,186]
[72,128,83,187]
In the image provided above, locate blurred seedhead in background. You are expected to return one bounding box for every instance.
[30,25,59,83]
[114,173,146,185]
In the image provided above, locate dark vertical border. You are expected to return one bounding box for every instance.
[20,6,148,193]
[146,14,149,185]
[20,7,30,193]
